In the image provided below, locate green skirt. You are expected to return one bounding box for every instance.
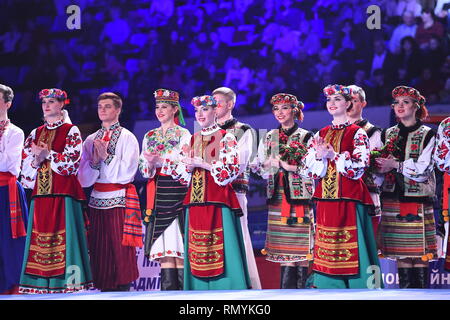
[19,197,93,293]
[313,203,383,289]
[184,205,251,290]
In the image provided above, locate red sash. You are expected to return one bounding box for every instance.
[93,183,143,247]
[0,172,26,239]
[279,172,306,224]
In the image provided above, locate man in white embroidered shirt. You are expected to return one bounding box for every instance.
[78,92,141,292]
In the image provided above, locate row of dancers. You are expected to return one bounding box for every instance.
[0,83,449,293]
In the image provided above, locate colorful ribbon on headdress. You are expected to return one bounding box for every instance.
[154,88,186,126]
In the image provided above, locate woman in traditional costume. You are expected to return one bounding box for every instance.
[139,89,191,290]
[253,93,315,289]
[165,95,250,290]
[19,88,93,293]
[434,117,450,271]
[377,86,437,288]
[302,84,381,289]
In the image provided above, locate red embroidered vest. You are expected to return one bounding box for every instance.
[32,124,86,201]
[313,124,373,205]
[183,129,242,213]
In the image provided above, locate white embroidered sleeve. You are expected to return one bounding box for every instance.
[20,129,39,189]
[47,126,83,176]
[210,132,240,186]
[434,119,450,173]
[138,133,156,179]
[400,136,436,182]
[78,134,100,187]
[101,131,139,184]
[301,131,328,179]
[334,128,370,180]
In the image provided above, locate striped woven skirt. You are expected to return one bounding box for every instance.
[264,184,314,263]
[378,199,437,259]
[144,175,188,260]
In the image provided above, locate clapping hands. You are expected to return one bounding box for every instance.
[312,137,335,160]
[31,141,49,166]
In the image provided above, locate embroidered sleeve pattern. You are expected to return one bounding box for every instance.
[401,136,436,182]
[434,118,450,173]
[48,126,82,176]
[138,131,156,179]
[334,129,370,180]
[211,132,240,186]
[301,131,328,179]
[20,129,38,188]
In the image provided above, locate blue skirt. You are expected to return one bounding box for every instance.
[0,183,28,293]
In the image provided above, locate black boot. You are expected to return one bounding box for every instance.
[160,268,179,290]
[296,266,309,289]
[280,266,297,289]
[411,267,429,288]
[117,283,131,291]
[177,268,184,290]
[397,268,413,288]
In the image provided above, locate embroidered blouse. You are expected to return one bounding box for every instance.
[302,122,371,181]
[384,121,436,182]
[21,119,82,189]
[138,125,191,179]
[78,123,140,209]
[165,123,240,186]
[0,121,25,177]
[434,117,450,173]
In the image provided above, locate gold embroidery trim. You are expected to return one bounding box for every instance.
[190,169,205,203]
[317,228,352,243]
[321,129,344,199]
[317,248,353,262]
[36,128,56,195]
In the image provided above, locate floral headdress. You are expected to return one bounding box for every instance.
[270,93,304,120]
[270,93,304,109]
[191,95,217,108]
[323,84,352,98]
[39,88,70,105]
[391,86,426,109]
[154,88,185,126]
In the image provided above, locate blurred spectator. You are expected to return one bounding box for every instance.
[149,0,175,25]
[224,57,250,91]
[435,0,450,27]
[101,7,131,46]
[368,68,393,106]
[368,38,396,79]
[388,11,418,54]
[314,49,341,83]
[0,23,21,54]
[415,9,445,50]
[395,36,423,82]
[439,77,450,103]
[415,67,444,102]
[421,35,447,76]
[352,68,372,90]
[274,26,300,54]
[396,0,423,17]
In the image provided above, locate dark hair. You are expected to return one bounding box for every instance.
[0,84,14,103]
[421,8,435,19]
[98,92,122,109]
